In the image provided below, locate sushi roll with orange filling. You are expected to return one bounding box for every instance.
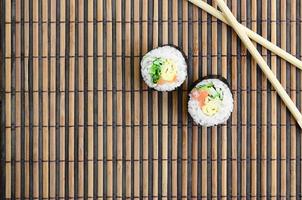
[141,45,187,91]
[188,77,233,127]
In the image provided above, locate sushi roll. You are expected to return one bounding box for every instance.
[188,77,233,127]
[141,45,187,91]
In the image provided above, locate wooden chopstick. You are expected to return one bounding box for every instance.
[188,0,302,70]
[215,0,302,128]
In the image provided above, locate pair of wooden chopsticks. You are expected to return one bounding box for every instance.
[188,0,302,128]
[189,0,302,70]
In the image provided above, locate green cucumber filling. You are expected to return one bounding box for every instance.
[196,82,224,101]
[149,58,165,84]
[149,58,177,84]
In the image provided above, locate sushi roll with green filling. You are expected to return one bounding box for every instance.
[141,45,187,91]
[188,77,234,127]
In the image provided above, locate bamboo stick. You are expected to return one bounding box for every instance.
[215,0,302,128]
[187,0,302,70]
[270,0,278,196]
[261,0,268,198]
[241,0,248,197]
[250,0,258,198]
[280,0,287,196]
[290,1,297,198]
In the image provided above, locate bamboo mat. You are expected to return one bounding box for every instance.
[1,0,302,199]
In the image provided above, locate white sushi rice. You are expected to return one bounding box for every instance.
[141,45,187,91]
[188,78,233,127]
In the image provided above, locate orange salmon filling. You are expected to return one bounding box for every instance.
[157,74,177,85]
[191,89,208,108]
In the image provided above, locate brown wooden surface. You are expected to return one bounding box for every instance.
[1,0,302,199]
